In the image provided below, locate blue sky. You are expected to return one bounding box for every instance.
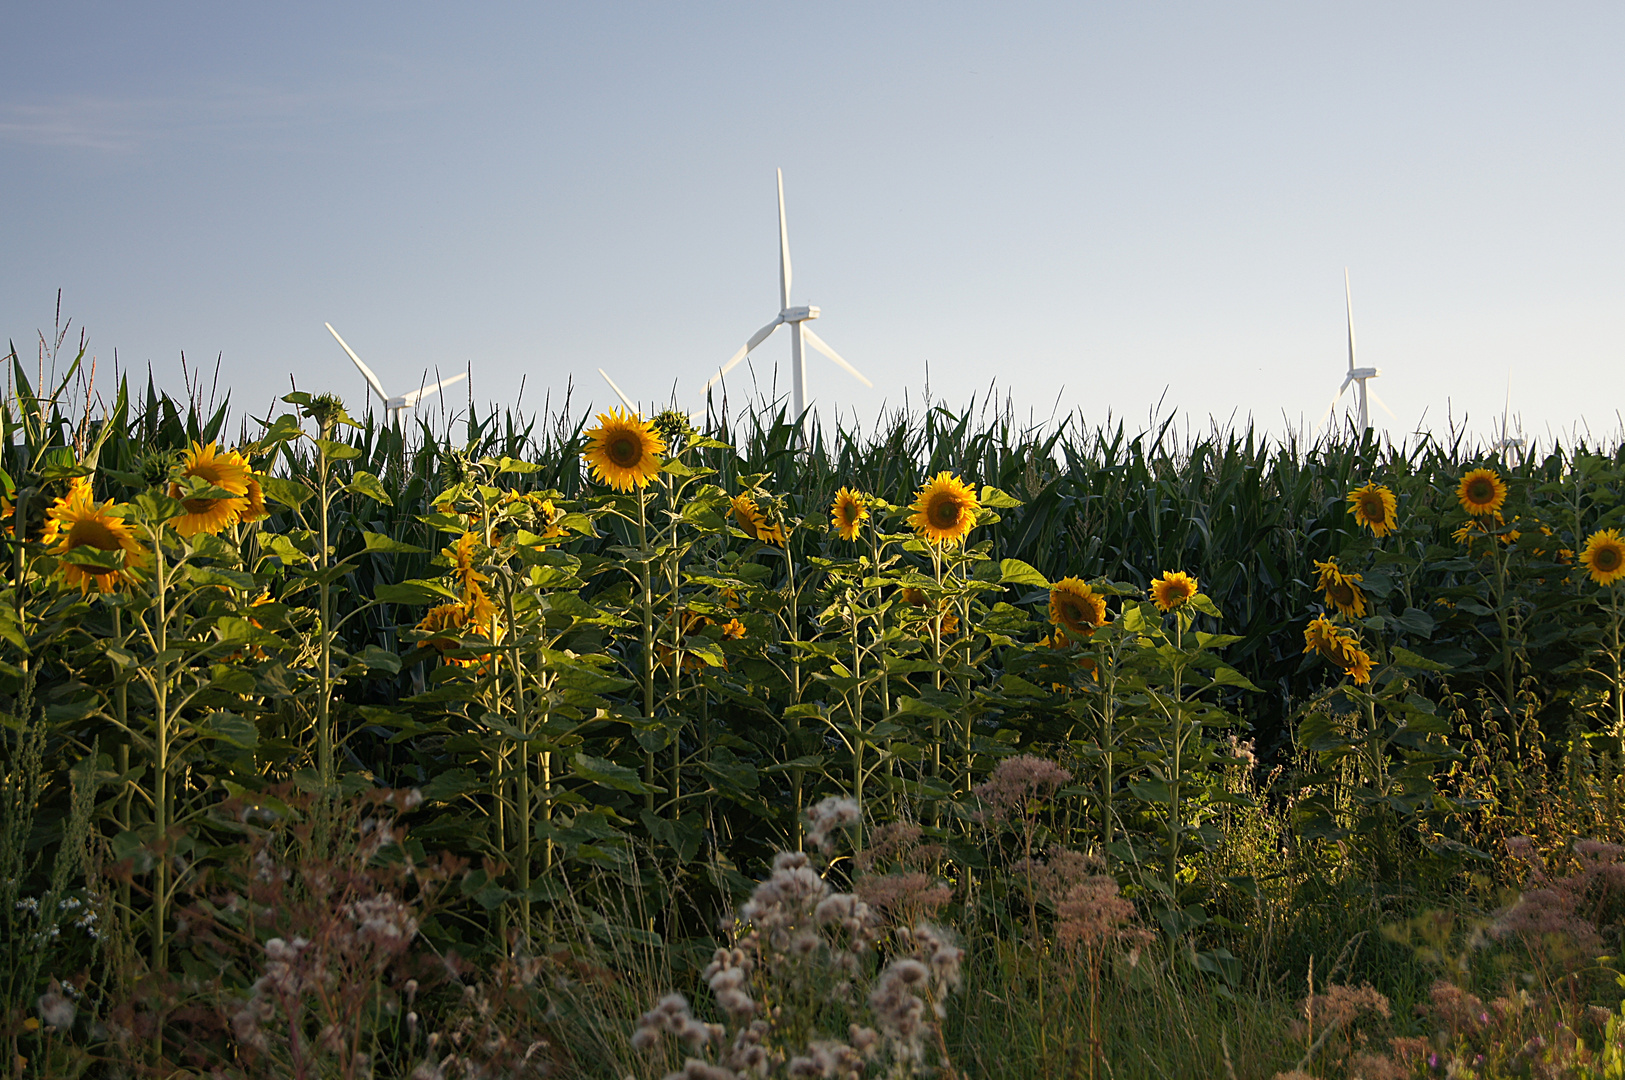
[2,3,1621,445]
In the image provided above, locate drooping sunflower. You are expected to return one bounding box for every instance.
[731,493,764,537]
[1049,577,1107,639]
[42,484,148,593]
[537,498,567,540]
[1581,528,1625,587]
[731,493,786,545]
[908,472,979,545]
[1457,468,1508,518]
[1302,615,1347,661]
[1346,483,1398,538]
[1343,645,1374,686]
[584,409,665,492]
[1151,570,1198,612]
[168,441,252,537]
[1313,558,1368,619]
[443,532,489,600]
[830,488,868,541]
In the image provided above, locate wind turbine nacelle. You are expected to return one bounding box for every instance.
[782,305,820,322]
[1350,367,1380,380]
[385,396,411,411]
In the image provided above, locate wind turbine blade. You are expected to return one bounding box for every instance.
[777,168,792,311]
[1344,268,1357,372]
[326,323,388,400]
[1368,386,1397,420]
[399,371,468,407]
[1316,382,1351,431]
[703,318,782,393]
[802,328,873,388]
[598,368,639,413]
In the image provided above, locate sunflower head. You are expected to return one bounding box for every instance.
[732,493,764,537]
[168,442,252,537]
[1313,558,1368,619]
[1457,468,1508,518]
[42,484,147,593]
[908,472,979,545]
[1582,528,1625,587]
[831,487,868,541]
[417,602,471,650]
[1347,483,1398,537]
[1151,570,1198,612]
[1049,577,1107,639]
[1343,646,1374,685]
[584,409,665,492]
[650,409,696,447]
[1302,615,1345,660]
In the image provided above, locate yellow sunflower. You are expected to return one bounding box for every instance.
[1049,577,1107,639]
[1581,528,1625,587]
[1343,646,1374,686]
[1302,615,1347,661]
[1313,558,1368,618]
[908,472,979,545]
[1346,483,1398,538]
[239,459,269,524]
[731,493,786,545]
[584,409,665,492]
[830,487,868,541]
[721,618,747,640]
[168,442,252,537]
[1457,468,1507,518]
[537,498,566,540]
[1151,570,1198,612]
[443,532,489,600]
[42,485,147,593]
[731,493,763,537]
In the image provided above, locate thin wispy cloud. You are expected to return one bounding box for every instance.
[0,69,446,153]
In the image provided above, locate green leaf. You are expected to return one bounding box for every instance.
[200,710,258,749]
[572,753,655,794]
[997,558,1049,588]
[375,580,463,605]
[356,644,401,674]
[346,470,392,504]
[978,486,1024,509]
[1390,646,1450,673]
[315,438,363,461]
[260,476,313,509]
[363,531,428,554]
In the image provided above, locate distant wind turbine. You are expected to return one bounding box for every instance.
[325,323,467,426]
[702,168,872,423]
[1318,270,1393,433]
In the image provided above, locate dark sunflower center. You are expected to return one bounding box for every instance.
[840,504,857,525]
[607,435,641,467]
[929,496,960,528]
[183,497,223,515]
[1329,581,1356,605]
[67,520,120,551]
[1059,600,1083,625]
[1597,547,1622,572]
[1360,496,1387,522]
[1467,479,1495,503]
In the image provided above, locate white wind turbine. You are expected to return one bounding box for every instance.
[325,323,468,426]
[703,169,872,423]
[1318,270,1393,434]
